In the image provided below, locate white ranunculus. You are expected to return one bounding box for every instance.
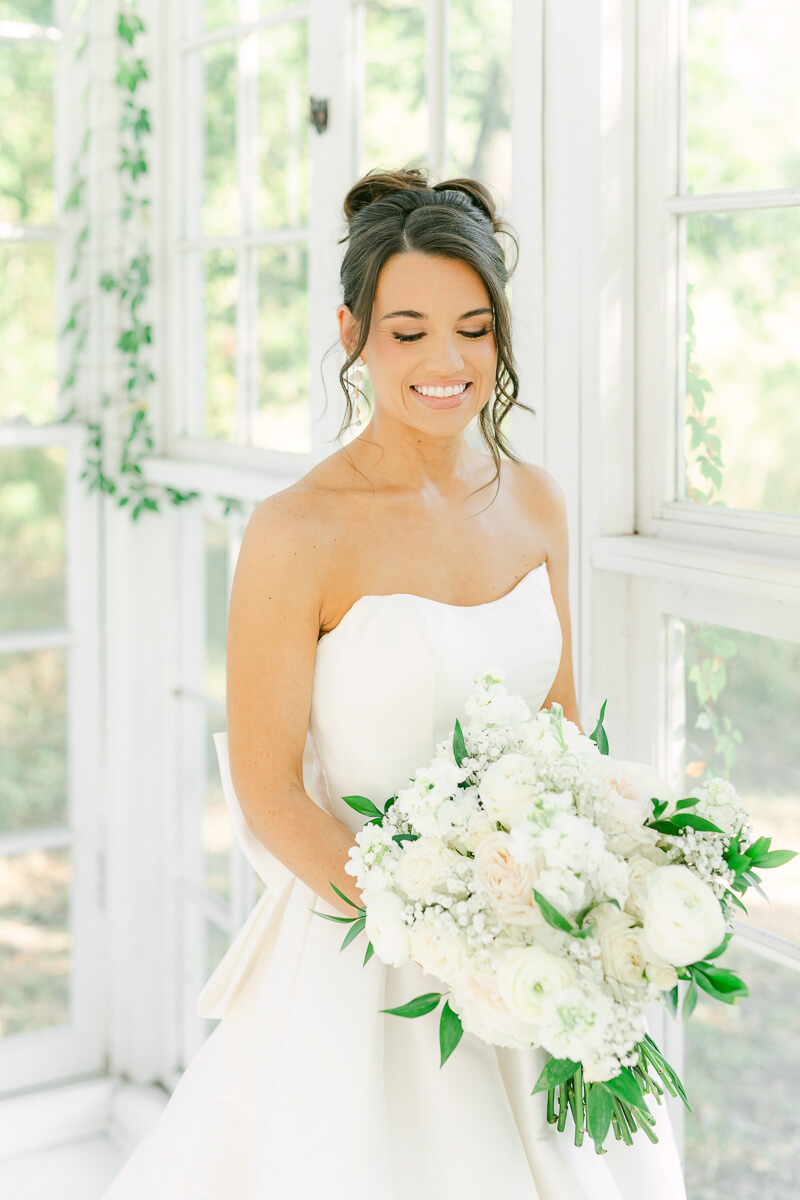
[640,865,726,967]
[539,983,614,1060]
[623,855,660,921]
[408,921,466,986]
[497,945,576,1024]
[450,965,542,1049]
[394,836,458,901]
[452,808,498,855]
[364,890,410,967]
[478,753,538,828]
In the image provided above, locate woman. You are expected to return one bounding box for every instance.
[103,167,686,1198]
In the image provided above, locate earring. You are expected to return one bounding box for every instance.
[350,357,366,424]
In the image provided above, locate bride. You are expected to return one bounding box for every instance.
[103,166,687,1198]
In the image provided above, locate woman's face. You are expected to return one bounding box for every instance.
[339,251,497,428]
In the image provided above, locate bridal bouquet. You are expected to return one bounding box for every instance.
[311,670,796,1153]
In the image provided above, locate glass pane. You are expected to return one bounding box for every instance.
[687,0,800,194]
[0,37,55,227]
[255,20,309,230]
[259,0,304,13]
[203,246,238,440]
[683,937,799,1198]
[205,518,228,704]
[203,0,237,28]
[0,446,66,633]
[204,714,231,900]
[0,647,68,834]
[364,0,426,172]
[0,847,70,1036]
[0,241,56,423]
[448,0,512,209]
[0,3,54,18]
[667,616,800,943]
[198,40,238,238]
[683,207,800,516]
[254,242,309,451]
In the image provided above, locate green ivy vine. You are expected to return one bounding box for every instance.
[56,3,243,522]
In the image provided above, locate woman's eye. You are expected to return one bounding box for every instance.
[392,326,493,344]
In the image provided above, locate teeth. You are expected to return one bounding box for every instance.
[412,383,469,397]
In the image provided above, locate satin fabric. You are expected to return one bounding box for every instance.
[102,561,687,1198]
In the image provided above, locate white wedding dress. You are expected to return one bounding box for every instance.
[103,559,687,1199]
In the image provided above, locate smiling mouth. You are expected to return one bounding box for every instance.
[410,382,472,396]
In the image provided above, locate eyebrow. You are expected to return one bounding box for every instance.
[379,307,493,321]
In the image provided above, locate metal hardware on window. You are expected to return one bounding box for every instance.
[309,97,328,134]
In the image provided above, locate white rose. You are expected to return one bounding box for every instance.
[394,837,458,901]
[539,983,614,1059]
[594,758,677,826]
[497,945,576,1024]
[408,921,466,986]
[588,904,647,987]
[644,960,679,990]
[478,753,538,828]
[450,965,541,1049]
[640,865,726,967]
[364,890,410,967]
[624,856,660,920]
[473,831,543,925]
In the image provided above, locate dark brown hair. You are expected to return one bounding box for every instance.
[323,165,535,506]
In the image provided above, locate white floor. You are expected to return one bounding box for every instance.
[0,1134,125,1198]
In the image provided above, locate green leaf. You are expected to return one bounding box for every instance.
[751,848,797,869]
[744,835,771,858]
[649,797,669,819]
[341,794,384,821]
[379,991,443,1018]
[392,832,420,845]
[453,718,467,767]
[586,1083,614,1148]
[328,880,361,909]
[675,796,701,810]
[532,890,575,934]
[589,699,610,755]
[340,916,365,951]
[668,813,726,834]
[703,932,732,961]
[682,978,698,1020]
[362,939,375,966]
[664,984,679,1016]
[693,966,749,997]
[691,969,746,1005]
[603,1067,647,1110]
[723,887,748,912]
[439,1001,463,1066]
[531,1056,581,1095]
[309,908,358,924]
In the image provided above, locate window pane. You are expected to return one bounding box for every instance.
[255,20,309,230]
[683,207,800,515]
[0,847,70,1036]
[0,242,56,423]
[667,616,800,944]
[364,0,426,172]
[197,40,238,238]
[448,0,512,208]
[203,0,237,27]
[0,647,68,834]
[0,446,66,633]
[255,242,309,451]
[687,0,800,194]
[0,3,54,19]
[202,246,238,440]
[683,937,799,1198]
[0,37,55,226]
[204,714,230,901]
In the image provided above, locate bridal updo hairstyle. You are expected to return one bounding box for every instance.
[327,165,535,504]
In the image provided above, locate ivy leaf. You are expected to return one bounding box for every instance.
[439,1001,463,1067]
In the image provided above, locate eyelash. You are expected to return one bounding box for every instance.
[392,327,493,343]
